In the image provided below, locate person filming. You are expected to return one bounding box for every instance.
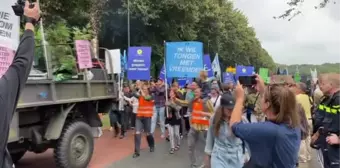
[0,2,40,167]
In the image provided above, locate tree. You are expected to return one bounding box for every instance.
[275,0,338,21]
[35,0,276,76]
[100,0,276,76]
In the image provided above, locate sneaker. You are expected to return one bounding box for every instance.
[161,134,165,139]
[132,153,140,158]
[119,134,125,139]
[150,147,155,152]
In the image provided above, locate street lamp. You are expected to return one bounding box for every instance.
[127,0,130,47]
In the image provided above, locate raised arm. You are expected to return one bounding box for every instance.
[0,11,39,117]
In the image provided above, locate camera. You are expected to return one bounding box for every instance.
[12,0,35,16]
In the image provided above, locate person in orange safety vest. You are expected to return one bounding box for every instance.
[132,83,155,158]
[172,87,214,168]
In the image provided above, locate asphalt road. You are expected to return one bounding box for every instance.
[16,136,322,168]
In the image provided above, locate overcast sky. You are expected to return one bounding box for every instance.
[233,0,340,65]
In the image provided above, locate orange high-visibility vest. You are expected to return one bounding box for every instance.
[191,99,209,126]
[137,96,154,118]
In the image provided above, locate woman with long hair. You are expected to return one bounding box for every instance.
[205,93,248,168]
[230,75,301,168]
[166,89,182,154]
[210,87,221,112]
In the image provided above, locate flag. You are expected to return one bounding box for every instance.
[122,50,127,71]
[259,68,269,81]
[310,68,318,83]
[211,53,221,80]
[236,65,255,78]
[276,67,281,75]
[294,72,301,82]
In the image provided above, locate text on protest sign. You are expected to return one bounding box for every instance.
[0,0,20,50]
[165,41,203,78]
[75,40,93,69]
[0,46,14,78]
[0,0,20,78]
[127,46,151,80]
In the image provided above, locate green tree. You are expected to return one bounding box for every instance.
[100,0,276,76]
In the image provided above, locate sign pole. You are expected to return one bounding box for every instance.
[164,41,169,117]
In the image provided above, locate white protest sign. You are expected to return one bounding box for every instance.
[105,49,121,74]
[0,0,20,78]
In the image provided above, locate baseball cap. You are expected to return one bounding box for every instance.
[220,93,235,109]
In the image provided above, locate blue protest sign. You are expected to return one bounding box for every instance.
[127,47,151,80]
[223,72,235,84]
[165,42,203,78]
[203,54,213,77]
[236,65,255,78]
[178,77,193,88]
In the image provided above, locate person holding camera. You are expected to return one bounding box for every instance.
[0,1,40,167]
[229,75,301,168]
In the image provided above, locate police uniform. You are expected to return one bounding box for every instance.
[314,91,340,168]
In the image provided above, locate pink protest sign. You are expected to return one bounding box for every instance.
[75,40,93,69]
[0,46,15,78]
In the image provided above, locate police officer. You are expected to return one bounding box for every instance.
[312,73,340,168]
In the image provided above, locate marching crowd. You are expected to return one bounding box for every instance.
[108,70,340,168]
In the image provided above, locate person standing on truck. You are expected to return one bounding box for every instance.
[0,2,40,167]
[132,83,155,158]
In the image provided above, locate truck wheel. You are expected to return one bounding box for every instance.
[11,150,26,163]
[54,121,94,168]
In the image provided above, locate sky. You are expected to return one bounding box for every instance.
[233,0,340,65]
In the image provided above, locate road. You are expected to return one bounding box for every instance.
[15,130,321,168]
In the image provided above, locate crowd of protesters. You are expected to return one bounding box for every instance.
[107,70,340,168]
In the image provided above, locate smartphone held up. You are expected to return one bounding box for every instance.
[238,76,256,86]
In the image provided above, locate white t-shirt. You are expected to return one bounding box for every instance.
[123,96,139,113]
[210,95,221,112]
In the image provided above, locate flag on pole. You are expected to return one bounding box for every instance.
[211,53,221,81]
[259,68,269,81]
[294,72,301,82]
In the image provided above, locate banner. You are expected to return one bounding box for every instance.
[0,0,20,78]
[223,72,235,84]
[127,46,151,80]
[236,65,254,79]
[105,49,121,74]
[75,40,93,69]
[203,54,213,77]
[165,41,203,78]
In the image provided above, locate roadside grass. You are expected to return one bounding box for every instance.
[101,113,110,129]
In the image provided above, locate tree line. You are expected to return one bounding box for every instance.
[37,0,335,77]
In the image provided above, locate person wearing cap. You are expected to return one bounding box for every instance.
[172,87,214,168]
[150,78,167,138]
[205,93,249,168]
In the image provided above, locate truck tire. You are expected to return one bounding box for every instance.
[54,121,94,168]
[11,150,26,163]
